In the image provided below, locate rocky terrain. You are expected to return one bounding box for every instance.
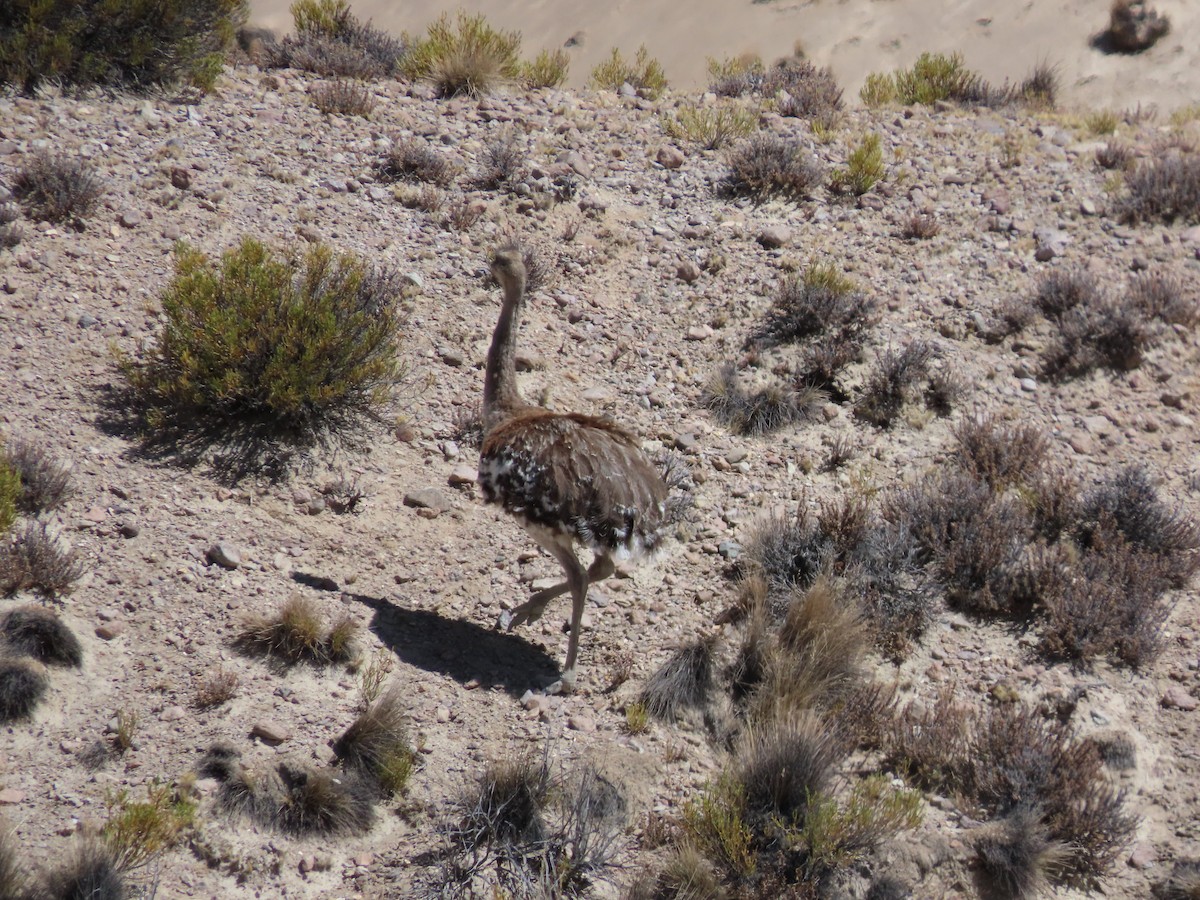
[1,60,1199,900]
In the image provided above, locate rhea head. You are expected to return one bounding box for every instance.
[490,245,526,294]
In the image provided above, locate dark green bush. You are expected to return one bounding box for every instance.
[120,237,407,468]
[0,0,246,93]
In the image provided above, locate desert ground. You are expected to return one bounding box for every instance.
[1,5,1200,900]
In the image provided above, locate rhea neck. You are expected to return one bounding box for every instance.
[483,266,531,428]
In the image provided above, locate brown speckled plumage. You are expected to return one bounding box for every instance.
[477,247,669,693]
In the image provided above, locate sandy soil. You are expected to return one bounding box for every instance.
[249,0,1199,111]
[1,45,1200,900]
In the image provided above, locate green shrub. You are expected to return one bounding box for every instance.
[681,775,756,878]
[859,72,897,107]
[290,0,350,37]
[121,237,406,462]
[589,45,667,98]
[401,12,522,97]
[798,775,922,874]
[831,133,884,195]
[520,48,569,88]
[103,782,196,871]
[663,104,759,150]
[0,453,16,534]
[0,0,246,93]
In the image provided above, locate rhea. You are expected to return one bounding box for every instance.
[477,247,668,694]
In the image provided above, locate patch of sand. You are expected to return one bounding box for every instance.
[248,0,1195,111]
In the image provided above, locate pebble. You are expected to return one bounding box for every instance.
[119,210,143,228]
[757,225,791,249]
[251,721,293,744]
[1033,227,1071,261]
[160,705,187,722]
[717,540,741,560]
[95,623,125,640]
[655,145,684,169]
[448,465,477,486]
[1128,843,1158,869]
[568,714,596,733]
[685,324,712,341]
[1161,686,1198,711]
[403,488,453,512]
[206,541,242,570]
[0,789,25,805]
[676,260,701,283]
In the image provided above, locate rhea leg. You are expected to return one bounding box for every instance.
[498,555,613,631]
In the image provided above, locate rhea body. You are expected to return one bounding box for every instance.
[477,248,669,693]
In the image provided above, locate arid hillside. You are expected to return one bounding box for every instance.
[1,25,1200,900]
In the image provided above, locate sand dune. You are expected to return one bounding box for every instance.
[248,0,1194,111]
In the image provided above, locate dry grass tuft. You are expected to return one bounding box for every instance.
[1,606,82,667]
[332,686,416,795]
[35,838,128,900]
[701,365,824,436]
[973,807,1069,899]
[638,636,718,721]
[735,712,843,825]
[235,596,360,665]
[855,341,935,427]
[192,668,239,709]
[376,137,459,187]
[0,521,85,600]
[10,152,106,225]
[1117,147,1200,224]
[273,763,376,836]
[0,656,48,722]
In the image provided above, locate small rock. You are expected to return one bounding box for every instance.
[84,506,106,523]
[118,521,140,539]
[685,324,712,341]
[251,721,293,744]
[435,706,450,724]
[1019,377,1037,392]
[718,540,742,560]
[1128,843,1158,870]
[675,433,699,453]
[119,210,143,228]
[207,541,241,570]
[403,488,453,512]
[1161,686,1198,711]
[169,167,191,190]
[757,225,791,249]
[160,705,187,722]
[676,260,701,283]
[568,715,596,733]
[655,145,684,169]
[1033,227,1071,261]
[1080,198,1098,216]
[95,623,125,640]
[0,789,25,805]
[437,347,464,367]
[1180,225,1200,245]
[449,465,477,486]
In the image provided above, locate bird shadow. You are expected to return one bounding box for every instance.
[340,589,561,698]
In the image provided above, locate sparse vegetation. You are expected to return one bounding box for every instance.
[270,0,405,79]
[589,45,668,98]
[701,365,824,436]
[35,838,128,900]
[0,521,84,600]
[623,702,649,735]
[638,637,717,721]
[438,753,625,897]
[379,135,458,187]
[103,782,196,871]
[236,595,360,665]
[119,237,407,474]
[752,262,874,349]
[0,437,72,516]
[310,78,375,116]
[855,341,936,427]
[707,53,765,97]
[1116,147,1200,224]
[520,49,569,89]
[953,412,1049,490]
[0,0,246,93]
[1,606,82,667]
[401,12,522,98]
[724,134,826,200]
[333,686,416,795]
[0,202,21,250]
[192,667,239,709]
[831,132,885,196]
[766,58,844,123]
[0,454,16,535]
[9,152,105,225]
[0,656,48,722]
[901,212,941,239]
[663,104,759,150]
